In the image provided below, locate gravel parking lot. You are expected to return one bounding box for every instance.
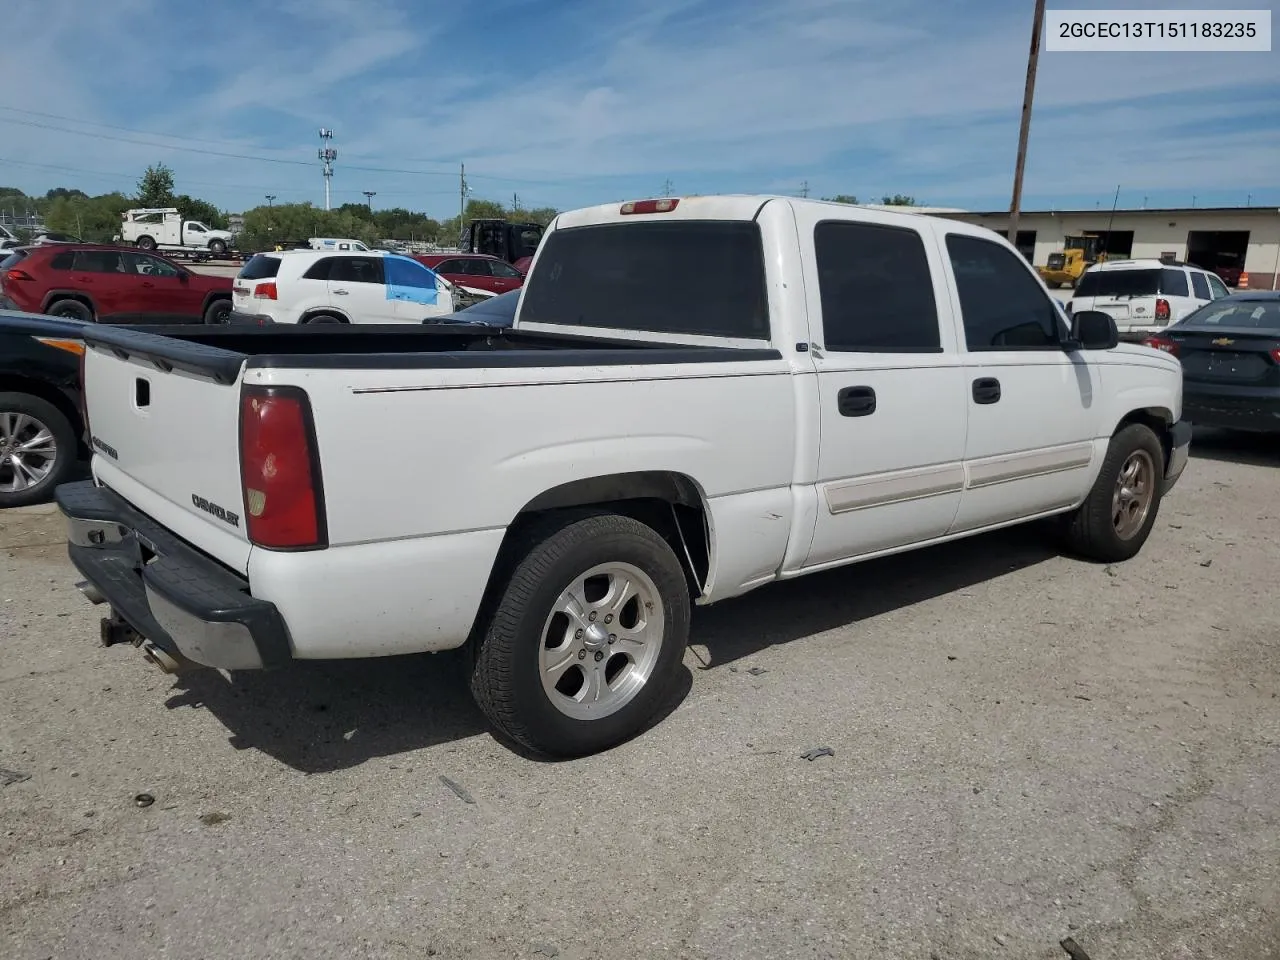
[2,430,1278,960]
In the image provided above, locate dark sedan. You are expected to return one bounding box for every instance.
[1144,292,1280,433]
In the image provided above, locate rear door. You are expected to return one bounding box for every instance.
[70,249,134,321]
[483,257,525,293]
[325,256,395,323]
[798,212,969,568]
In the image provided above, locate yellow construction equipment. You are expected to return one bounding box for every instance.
[1037,235,1106,288]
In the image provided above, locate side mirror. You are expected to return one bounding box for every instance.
[1068,310,1118,350]
[178,270,190,283]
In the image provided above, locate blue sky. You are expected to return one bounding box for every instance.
[1,0,1276,217]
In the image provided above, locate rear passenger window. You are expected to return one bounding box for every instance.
[814,221,941,352]
[945,234,1062,350]
[327,257,384,285]
[1189,272,1210,300]
[49,251,74,270]
[1160,268,1189,297]
[302,258,334,281]
[71,250,126,273]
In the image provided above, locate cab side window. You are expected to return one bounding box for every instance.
[945,234,1062,350]
[814,220,941,352]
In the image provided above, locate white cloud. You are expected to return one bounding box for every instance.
[1,0,1276,214]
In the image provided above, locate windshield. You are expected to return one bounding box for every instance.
[1075,269,1160,298]
[519,221,770,339]
[1176,300,1280,331]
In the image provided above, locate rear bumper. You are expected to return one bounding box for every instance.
[226,310,276,325]
[1182,389,1280,434]
[55,480,291,670]
[1162,419,1192,494]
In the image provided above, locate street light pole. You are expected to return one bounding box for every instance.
[363,190,376,210]
[1008,0,1047,251]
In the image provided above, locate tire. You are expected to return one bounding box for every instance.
[470,511,691,758]
[203,299,231,325]
[0,392,77,509]
[1062,423,1165,563]
[209,239,227,257]
[46,298,93,322]
[135,235,156,251]
[303,313,345,324]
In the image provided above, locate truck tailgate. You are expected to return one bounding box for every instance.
[82,337,251,574]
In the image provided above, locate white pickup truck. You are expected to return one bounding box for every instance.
[56,195,1190,757]
[119,207,235,257]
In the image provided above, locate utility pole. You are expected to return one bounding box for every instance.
[363,190,376,210]
[1007,0,1046,248]
[265,195,276,243]
[459,163,469,224]
[318,129,337,211]
[800,180,809,198]
[662,179,673,197]
[512,192,520,213]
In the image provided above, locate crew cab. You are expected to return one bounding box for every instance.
[56,195,1190,758]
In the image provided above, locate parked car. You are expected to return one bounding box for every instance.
[0,245,234,324]
[1067,259,1232,338]
[57,194,1189,758]
[426,287,519,327]
[119,207,235,257]
[0,311,88,508]
[413,253,525,298]
[229,250,457,324]
[32,232,84,245]
[1143,292,1280,433]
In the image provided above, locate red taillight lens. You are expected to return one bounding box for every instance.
[4,268,34,283]
[253,281,278,300]
[1155,298,1171,322]
[1271,348,1280,364]
[238,386,326,549]
[620,198,679,215]
[1143,336,1178,355]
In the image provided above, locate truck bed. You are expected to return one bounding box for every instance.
[83,323,780,383]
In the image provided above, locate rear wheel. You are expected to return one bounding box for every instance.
[46,298,93,322]
[303,313,345,324]
[470,512,691,758]
[135,235,156,251]
[1062,423,1165,562]
[203,299,231,325]
[0,393,77,509]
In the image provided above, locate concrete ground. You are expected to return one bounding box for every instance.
[2,430,1278,960]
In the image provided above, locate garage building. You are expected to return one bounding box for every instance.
[862,204,1280,290]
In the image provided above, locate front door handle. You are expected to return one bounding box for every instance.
[972,377,1001,404]
[332,289,349,295]
[837,385,877,417]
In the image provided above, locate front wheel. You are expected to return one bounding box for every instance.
[209,239,227,257]
[470,512,691,757]
[1062,423,1165,562]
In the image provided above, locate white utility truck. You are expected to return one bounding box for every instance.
[118,208,235,257]
[57,195,1190,758]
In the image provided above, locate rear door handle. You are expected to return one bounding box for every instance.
[333,289,349,295]
[972,377,1001,404]
[837,385,877,417]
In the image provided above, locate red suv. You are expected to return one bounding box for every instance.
[412,253,525,297]
[0,245,233,324]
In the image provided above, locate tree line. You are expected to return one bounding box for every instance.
[1,162,558,251]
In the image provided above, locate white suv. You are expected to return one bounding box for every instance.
[229,250,456,324]
[1067,259,1232,338]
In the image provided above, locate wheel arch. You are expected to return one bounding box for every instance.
[1114,406,1175,468]
[299,307,351,324]
[40,290,96,316]
[468,471,713,645]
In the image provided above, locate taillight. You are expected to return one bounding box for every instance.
[620,198,679,215]
[1271,349,1280,364]
[4,268,34,283]
[1155,298,1171,322]
[1143,335,1178,355]
[253,281,278,300]
[238,386,326,549]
